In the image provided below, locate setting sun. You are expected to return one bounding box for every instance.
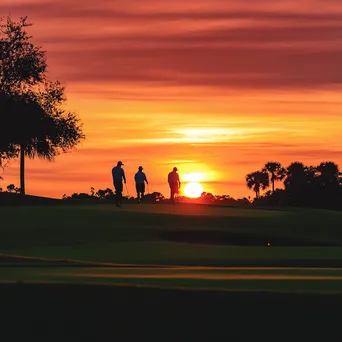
[184,182,204,198]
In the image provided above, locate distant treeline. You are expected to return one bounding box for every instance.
[246,161,342,209]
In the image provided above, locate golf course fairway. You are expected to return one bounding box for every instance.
[1,204,342,340]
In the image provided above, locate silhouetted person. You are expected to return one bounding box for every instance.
[112,161,126,207]
[168,167,181,202]
[134,166,148,202]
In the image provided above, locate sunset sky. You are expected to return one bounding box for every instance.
[1,0,342,198]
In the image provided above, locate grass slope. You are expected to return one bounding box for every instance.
[1,204,342,266]
[0,192,61,205]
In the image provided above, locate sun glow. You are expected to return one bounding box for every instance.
[182,172,206,182]
[184,182,204,198]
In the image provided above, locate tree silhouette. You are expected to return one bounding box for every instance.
[246,170,269,198]
[284,162,318,205]
[1,91,55,193]
[264,162,286,193]
[96,188,114,200]
[0,93,29,162]
[144,192,165,203]
[284,162,306,189]
[200,192,215,203]
[315,162,341,206]
[0,16,48,167]
[6,184,20,193]
[0,17,46,93]
[316,162,340,189]
[0,17,84,194]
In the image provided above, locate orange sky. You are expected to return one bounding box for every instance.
[1,0,342,199]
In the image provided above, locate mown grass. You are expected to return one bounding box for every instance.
[1,204,342,266]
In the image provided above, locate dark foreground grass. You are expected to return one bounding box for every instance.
[0,283,341,341]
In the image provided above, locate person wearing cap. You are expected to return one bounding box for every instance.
[112,161,126,207]
[168,167,181,202]
[134,166,148,202]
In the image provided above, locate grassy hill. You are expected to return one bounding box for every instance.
[0,192,61,205]
[1,204,342,267]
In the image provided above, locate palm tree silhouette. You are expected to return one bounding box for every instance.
[264,162,286,193]
[246,170,269,198]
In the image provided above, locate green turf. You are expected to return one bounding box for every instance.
[2,203,342,294]
[1,204,342,266]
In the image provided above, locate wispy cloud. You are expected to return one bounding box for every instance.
[2,0,342,91]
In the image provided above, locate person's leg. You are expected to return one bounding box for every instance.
[115,181,123,206]
[119,183,123,205]
[136,184,140,201]
[172,184,178,202]
[114,187,119,206]
[170,186,175,201]
[141,184,145,200]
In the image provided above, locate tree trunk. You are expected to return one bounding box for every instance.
[20,144,25,195]
[272,180,275,193]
